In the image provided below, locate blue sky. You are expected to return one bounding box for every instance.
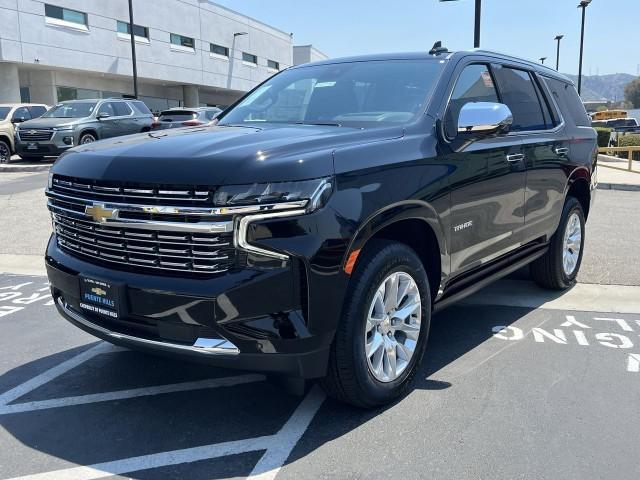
[213,0,639,76]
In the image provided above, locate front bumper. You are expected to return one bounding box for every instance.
[46,237,332,378]
[16,141,72,156]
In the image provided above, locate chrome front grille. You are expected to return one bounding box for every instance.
[53,215,235,274]
[47,178,237,275]
[18,129,54,141]
[52,176,214,205]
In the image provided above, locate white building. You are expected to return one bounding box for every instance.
[0,0,326,112]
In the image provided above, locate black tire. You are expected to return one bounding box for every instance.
[0,140,11,163]
[79,132,97,144]
[321,240,431,408]
[531,196,585,290]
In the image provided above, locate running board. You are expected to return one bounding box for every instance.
[433,246,548,313]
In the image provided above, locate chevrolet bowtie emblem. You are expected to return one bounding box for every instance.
[85,204,118,223]
[91,287,107,296]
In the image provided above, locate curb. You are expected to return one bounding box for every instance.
[597,182,640,192]
[0,164,52,173]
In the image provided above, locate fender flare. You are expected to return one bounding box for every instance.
[342,200,449,294]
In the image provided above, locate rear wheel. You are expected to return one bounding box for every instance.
[531,196,585,290]
[321,240,431,408]
[0,140,11,163]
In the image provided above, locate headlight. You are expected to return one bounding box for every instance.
[47,172,54,190]
[226,177,333,262]
[214,177,333,213]
[53,126,74,131]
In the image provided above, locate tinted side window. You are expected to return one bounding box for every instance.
[132,101,152,115]
[543,77,591,127]
[97,102,116,116]
[113,102,133,116]
[28,106,47,118]
[493,67,546,131]
[445,64,499,138]
[12,107,32,121]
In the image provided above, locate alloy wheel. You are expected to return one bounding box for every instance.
[364,271,422,383]
[562,212,582,276]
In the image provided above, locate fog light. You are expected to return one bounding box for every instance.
[63,136,73,145]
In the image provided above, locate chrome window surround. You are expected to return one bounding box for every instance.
[57,297,239,355]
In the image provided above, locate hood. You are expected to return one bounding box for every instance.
[18,117,83,129]
[51,124,404,185]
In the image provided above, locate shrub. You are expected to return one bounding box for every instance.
[594,127,612,148]
[617,134,640,160]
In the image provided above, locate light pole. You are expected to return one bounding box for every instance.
[439,0,482,48]
[554,35,563,71]
[577,0,592,95]
[540,57,547,65]
[127,0,138,99]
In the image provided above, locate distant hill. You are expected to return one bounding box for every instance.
[563,73,637,101]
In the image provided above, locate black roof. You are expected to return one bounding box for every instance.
[292,49,573,85]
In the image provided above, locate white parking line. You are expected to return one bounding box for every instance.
[248,385,326,480]
[0,342,118,407]
[5,386,326,480]
[5,436,276,480]
[0,374,264,415]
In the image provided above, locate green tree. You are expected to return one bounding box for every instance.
[625,78,640,108]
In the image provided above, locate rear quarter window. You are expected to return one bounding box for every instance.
[132,101,152,115]
[543,77,591,127]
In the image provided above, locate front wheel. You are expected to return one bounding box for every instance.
[0,140,11,163]
[531,196,585,290]
[321,240,431,408]
[79,133,97,144]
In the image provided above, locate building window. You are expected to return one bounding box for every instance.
[57,86,100,102]
[170,33,195,52]
[210,43,229,58]
[44,4,88,30]
[117,20,149,42]
[20,87,31,103]
[267,60,280,71]
[243,52,258,65]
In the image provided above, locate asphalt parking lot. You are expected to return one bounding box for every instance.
[1,172,640,479]
[1,274,640,479]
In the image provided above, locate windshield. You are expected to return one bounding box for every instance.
[43,102,97,118]
[0,107,10,121]
[219,60,444,127]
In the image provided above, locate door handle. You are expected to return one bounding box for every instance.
[506,153,524,163]
[555,147,569,156]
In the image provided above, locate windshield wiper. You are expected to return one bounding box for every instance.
[294,121,342,127]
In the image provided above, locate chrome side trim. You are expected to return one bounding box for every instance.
[46,189,308,216]
[235,209,307,261]
[57,297,239,355]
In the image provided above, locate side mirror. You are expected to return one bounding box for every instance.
[457,102,513,138]
[97,112,110,120]
[12,117,26,124]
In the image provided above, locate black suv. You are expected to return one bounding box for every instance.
[45,49,597,407]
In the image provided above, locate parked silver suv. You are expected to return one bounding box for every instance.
[15,98,153,160]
